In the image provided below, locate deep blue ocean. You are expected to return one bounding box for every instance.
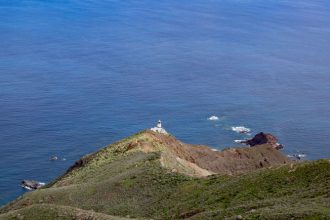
[1,0,330,205]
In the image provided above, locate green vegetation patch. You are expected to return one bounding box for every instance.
[0,204,129,220]
[1,130,329,220]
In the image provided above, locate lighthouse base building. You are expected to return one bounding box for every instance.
[150,120,168,135]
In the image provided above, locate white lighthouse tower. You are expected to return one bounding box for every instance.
[150,120,168,134]
[157,120,162,128]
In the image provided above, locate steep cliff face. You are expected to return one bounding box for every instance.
[1,130,329,220]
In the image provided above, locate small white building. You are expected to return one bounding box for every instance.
[150,120,168,135]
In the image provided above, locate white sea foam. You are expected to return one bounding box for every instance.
[234,140,246,144]
[287,154,307,160]
[231,126,251,134]
[22,185,33,190]
[211,148,218,151]
[208,115,219,121]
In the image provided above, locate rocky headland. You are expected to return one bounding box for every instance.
[0,130,329,219]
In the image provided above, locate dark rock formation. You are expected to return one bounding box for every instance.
[21,180,44,190]
[245,132,283,150]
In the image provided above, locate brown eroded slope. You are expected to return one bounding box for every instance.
[55,130,290,181]
[45,130,292,189]
[2,130,327,220]
[139,130,290,176]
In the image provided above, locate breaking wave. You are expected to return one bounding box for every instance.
[234,140,246,144]
[287,154,307,160]
[208,115,219,121]
[231,126,251,134]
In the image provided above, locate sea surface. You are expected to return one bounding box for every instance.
[1,0,330,205]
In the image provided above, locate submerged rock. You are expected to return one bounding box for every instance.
[50,156,58,161]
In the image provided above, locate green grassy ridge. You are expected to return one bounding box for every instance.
[0,204,130,220]
[166,159,330,219]
[1,131,329,219]
[48,131,163,187]
[1,151,329,219]
[0,152,188,217]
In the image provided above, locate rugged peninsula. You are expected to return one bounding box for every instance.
[0,130,329,219]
